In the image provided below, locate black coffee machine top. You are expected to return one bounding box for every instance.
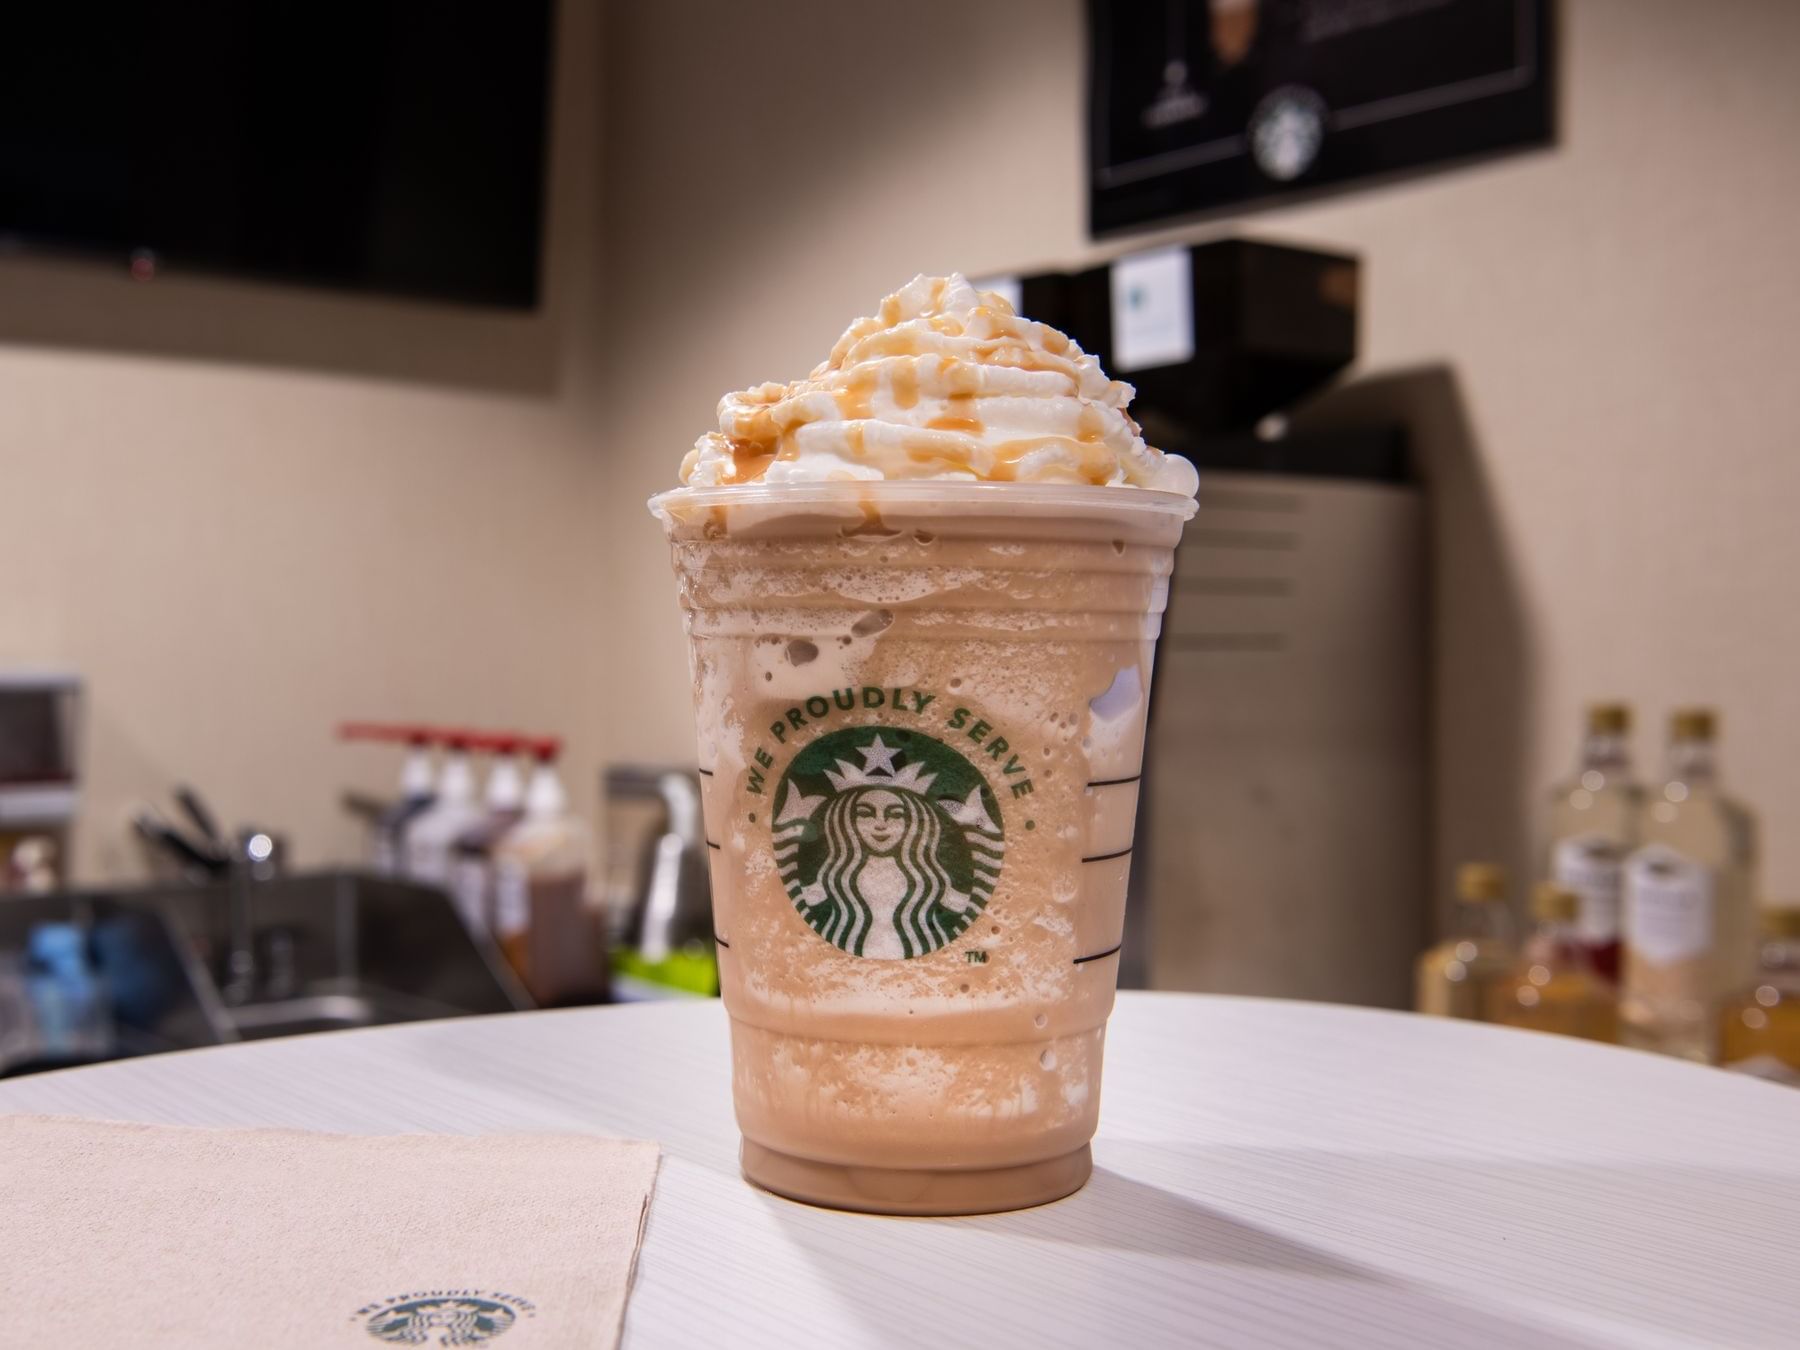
[1003,240,1395,481]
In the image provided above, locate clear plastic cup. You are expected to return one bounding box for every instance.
[651,481,1194,1214]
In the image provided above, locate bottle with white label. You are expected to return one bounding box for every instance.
[373,726,438,876]
[1620,709,1758,1062]
[491,737,596,1004]
[1545,703,1643,982]
[449,734,527,935]
[402,731,483,896]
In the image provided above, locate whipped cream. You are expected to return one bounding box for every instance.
[680,274,1198,496]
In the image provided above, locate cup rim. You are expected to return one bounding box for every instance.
[648,480,1198,522]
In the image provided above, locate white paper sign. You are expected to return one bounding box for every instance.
[1624,846,1714,967]
[1553,834,1624,945]
[1109,246,1195,372]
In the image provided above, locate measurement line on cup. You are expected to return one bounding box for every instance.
[1074,943,1123,966]
[706,840,721,850]
[1081,846,1134,864]
[714,933,730,949]
[1086,774,1141,788]
[697,767,715,777]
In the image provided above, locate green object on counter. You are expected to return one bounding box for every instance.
[612,943,718,997]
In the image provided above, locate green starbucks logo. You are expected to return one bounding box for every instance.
[773,726,1004,958]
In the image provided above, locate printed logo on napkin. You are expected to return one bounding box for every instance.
[355,1289,534,1346]
[762,709,1021,960]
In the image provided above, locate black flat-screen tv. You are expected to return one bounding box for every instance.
[0,2,554,309]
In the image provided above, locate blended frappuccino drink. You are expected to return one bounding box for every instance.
[651,275,1196,1214]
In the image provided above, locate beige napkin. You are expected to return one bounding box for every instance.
[2,1114,660,1349]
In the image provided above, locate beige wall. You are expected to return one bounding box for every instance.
[600,0,1800,909]
[7,0,1800,917]
[1,4,608,880]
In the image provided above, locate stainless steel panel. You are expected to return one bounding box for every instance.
[1144,472,1427,1007]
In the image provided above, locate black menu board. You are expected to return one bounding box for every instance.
[1088,0,1554,234]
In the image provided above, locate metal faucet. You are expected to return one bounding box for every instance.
[604,766,713,963]
[221,828,285,1006]
[635,773,705,964]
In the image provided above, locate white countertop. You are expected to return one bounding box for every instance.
[3,992,1797,1349]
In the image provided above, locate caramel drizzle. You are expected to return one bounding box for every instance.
[987,436,1116,485]
[696,278,1135,486]
[890,359,920,409]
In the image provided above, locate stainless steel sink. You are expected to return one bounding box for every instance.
[226,989,455,1039]
[0,871,532,1072]
[228,993,375,1038]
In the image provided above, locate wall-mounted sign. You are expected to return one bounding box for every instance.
[1088,0,1554,235]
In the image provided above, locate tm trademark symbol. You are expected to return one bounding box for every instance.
[964,949,988,965]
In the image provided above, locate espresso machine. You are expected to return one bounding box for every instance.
[982,241,1427,1008]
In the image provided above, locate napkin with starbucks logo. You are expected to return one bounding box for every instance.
[2,1114,659,1349]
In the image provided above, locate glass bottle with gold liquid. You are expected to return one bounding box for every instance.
[1417,863,1516,1019]
[1545,703,1643,983]
[1488,882,1619,1042]
[1620,709,1758,1062]
[1718,907,1800,1086]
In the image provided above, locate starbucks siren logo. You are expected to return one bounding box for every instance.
[772,726,1004,958]
[359,1292,527,1346]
